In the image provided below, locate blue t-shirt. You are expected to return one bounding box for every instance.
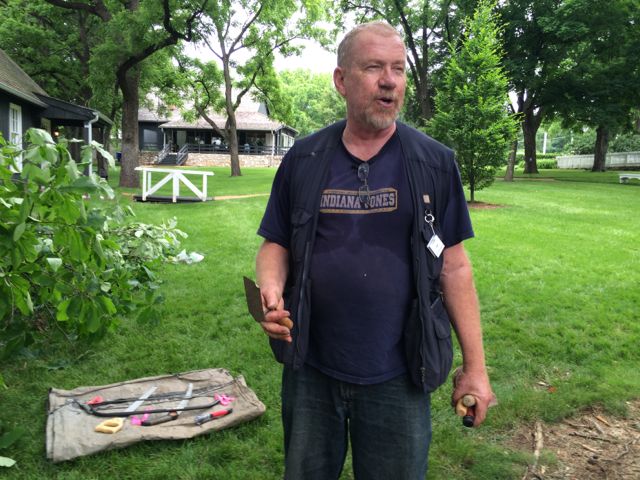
[258,128,474,384]
[305,134,413,383]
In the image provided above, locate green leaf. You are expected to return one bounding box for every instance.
[67,229,88,262]
[24,291,33,314]
[61,175,100,193]
[26,128,55,146]
[46,258,63,272]
[85,305,100,333]
[56,299,70,322]
[98,295,117,315]
[0,456,16,468]
[0,427,25,449]
[12,223,25,242]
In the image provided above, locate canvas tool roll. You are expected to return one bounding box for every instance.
[46,368,266,462]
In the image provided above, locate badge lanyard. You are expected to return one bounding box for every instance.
[424,204,444,258]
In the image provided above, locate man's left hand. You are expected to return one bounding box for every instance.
[451,368,497,427]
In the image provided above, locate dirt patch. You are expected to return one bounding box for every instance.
[468,201,504,209]
[511,400,640,479]
[213,193,270,201]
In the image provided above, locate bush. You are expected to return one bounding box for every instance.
[610,132,640,152]
[0,129,186,360]
[516,153,557,169]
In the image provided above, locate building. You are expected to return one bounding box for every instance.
[138,99,296,165]
[0,48,112,172]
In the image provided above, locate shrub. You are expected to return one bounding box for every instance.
[516,153,557,169]
[0,129,186,360]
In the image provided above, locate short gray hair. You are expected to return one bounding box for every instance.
[337,21,404,68]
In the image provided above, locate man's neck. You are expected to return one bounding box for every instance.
[342,121,397,161]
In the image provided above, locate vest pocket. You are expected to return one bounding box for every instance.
[424,295,453,391]
[404,295,453,392]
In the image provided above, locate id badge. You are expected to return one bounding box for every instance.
[427,234,445,258]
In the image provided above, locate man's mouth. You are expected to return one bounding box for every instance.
[377,96,395,106]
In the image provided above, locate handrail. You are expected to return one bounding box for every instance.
[175,143,189,165]
[155,143,172,164]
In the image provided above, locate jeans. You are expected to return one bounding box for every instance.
[282,364,432,480]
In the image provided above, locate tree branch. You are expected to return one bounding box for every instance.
[43,0,111,21]
[117,0,208,81]
[228,3,264,55]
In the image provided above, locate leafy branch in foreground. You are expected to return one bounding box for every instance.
[0,129,186,360]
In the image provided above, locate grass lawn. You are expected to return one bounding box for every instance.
[2,168,639,479]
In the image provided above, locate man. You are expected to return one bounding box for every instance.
[255,21,495,479]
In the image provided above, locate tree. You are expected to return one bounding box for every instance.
[278,69,345,137]
[43,0,209,187]
[340,0,478,126]
[190,0,332,176]
[0,0,98,105]
[0,129,187,360]
[499,0,566,175]
[542,0,640,171]
[429,0,518,202]
[0,0,122,178]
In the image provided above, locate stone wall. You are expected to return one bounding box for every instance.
[557,151,640,169]
[186,153,282,168]
[137,151,282,168]
[139,151,158,165]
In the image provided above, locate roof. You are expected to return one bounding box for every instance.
[0,48,112,126]
[138,107,169,123]
[159,111,290,133]
[36,94,113,126]
[0,48,48,107]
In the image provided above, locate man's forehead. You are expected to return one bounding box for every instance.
[352,33,406,62]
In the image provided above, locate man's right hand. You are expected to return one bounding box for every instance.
[256,240,292,342]
[260,291,293,343]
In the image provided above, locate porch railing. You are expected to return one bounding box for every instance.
[184,143,291,155]
[155,143,172,163]
[175,143,189,165]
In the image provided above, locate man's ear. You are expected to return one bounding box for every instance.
[333,67,347,98]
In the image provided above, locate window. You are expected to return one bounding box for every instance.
[9,103,23,170]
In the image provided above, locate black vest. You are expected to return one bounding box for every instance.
[272,120,455,393]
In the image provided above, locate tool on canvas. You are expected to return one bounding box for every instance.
[125,386,158,413]
[142,383,193,426]
[95,418,124,434]
[243,276,293,329]
[76,380,237,418]
[194,408,233,426]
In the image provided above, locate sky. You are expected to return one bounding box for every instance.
[274,40,337,74]
[185,38,338,75]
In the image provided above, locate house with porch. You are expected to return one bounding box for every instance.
[138,100,297,167]
[0,48,112,174]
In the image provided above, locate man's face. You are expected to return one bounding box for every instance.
[334,30,407,132]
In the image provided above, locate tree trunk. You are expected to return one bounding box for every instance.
[227,114,241,177]
[504,138,518,181]
[522,107,541,174]
[222,54,241,177]
[118,68,141,188]
[592,125,608,172]
[98,124,112,179]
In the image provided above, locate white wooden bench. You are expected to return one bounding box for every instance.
[135,166,214,202]
[619,173,640,184]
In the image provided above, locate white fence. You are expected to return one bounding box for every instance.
[557,151,640,169]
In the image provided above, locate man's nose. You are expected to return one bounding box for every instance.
[378,66,397,89]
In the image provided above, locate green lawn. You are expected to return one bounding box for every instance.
[2,168,639,479]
